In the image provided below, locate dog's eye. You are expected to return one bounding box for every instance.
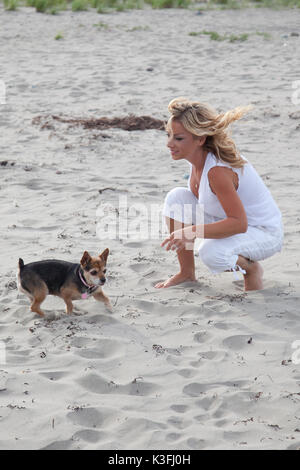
[103,269,106,274]
[90,270,98,276]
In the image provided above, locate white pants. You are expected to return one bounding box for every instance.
[162,187,284,275]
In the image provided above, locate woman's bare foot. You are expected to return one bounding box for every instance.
[155,272,196,289]
[243,261,264,291]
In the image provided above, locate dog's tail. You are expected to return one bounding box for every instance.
[18,258,25,271]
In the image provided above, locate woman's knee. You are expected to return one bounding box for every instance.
[198,244,215,269]
[163,187,198,225]
[164,187,195,207]
[198,242,234,273]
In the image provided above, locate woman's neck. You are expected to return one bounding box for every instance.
[187,149,208,170]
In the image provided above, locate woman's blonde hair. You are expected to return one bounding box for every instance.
[167,97,252,168]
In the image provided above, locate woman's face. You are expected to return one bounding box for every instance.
[166,119,203,161]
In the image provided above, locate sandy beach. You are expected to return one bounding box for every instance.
[0,4,300,450]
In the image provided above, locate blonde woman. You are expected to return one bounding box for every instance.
[155,98,283,291]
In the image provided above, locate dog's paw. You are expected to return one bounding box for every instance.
[105,302,113,313]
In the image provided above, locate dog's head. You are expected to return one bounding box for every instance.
[80,249,109,286]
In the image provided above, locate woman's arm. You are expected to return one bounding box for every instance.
[162,167,248,252]
[201,166,248,238]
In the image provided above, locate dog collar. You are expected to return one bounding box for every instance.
[78,268,99,298]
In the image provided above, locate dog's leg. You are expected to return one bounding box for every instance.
[60,288,75,315]
[30,283,48,317]
[31,295,46,317]
[65,300,74,315]
[62,296,74,315]
[93,290,113,312]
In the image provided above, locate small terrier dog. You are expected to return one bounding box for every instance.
[17,249,112,317]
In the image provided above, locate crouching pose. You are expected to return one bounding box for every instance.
[155,97,283,291]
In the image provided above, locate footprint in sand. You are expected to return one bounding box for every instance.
[195,395,220,412]
[223,334,255,350]
[71,337,125,360]
[129,263,150,273]
[41,439,74,450]
[193,331,212,344]
[177,368,198,378]
[67,407,116,429]
[170,404,189,414]
[183,379,250,397]
[77,373,159,396]
[166,432,181,442]
[200,300,233,316]
[198,350,227,361]
[183,382,213,397]
[186,437,206,449]
[39,371,68,381]
[73,429,105,444]
[167,415,192,430]
[86,314,118,325]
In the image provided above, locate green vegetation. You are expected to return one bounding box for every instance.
[71,0,88,10]
[189,30,247,41]
[1,0,299,13]
[199,0,300,9]
[251,0,300,6]
[25,0,67,13]
[202,31,226,41]
[255,31,272,39]
[145,0,191,7]
[189,30,273,42]
[4,0,19,10]
[228,33,249,41]
[54,32,64,38]
[93,20,110,28]
[125,25,151,31]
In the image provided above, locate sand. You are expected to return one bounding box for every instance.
[0,5,300,450]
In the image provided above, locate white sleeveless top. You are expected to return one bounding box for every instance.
[188,152,282,232]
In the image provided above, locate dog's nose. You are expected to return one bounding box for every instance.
[100,278,106,284]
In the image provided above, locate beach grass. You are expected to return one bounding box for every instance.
[93,20,110,28]
[189,29,276,41]
[1,0,300,12]
[189,30,252,41]
[3,0,19,9]
[202,0,300,8]
[71,0,89,10]
[25,0,67,13]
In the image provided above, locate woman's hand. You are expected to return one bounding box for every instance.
[161,226,198,253]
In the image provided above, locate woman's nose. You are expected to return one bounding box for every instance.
[167,138,173,148]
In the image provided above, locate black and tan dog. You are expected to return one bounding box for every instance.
[17,249,112,317]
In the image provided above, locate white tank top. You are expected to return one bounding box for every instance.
[188,152,282,231]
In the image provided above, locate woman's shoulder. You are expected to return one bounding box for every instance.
[207,153,245,192]
[208,152,248,168]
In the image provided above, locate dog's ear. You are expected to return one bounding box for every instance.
[99,248,109,264]
[80,251,91,268]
